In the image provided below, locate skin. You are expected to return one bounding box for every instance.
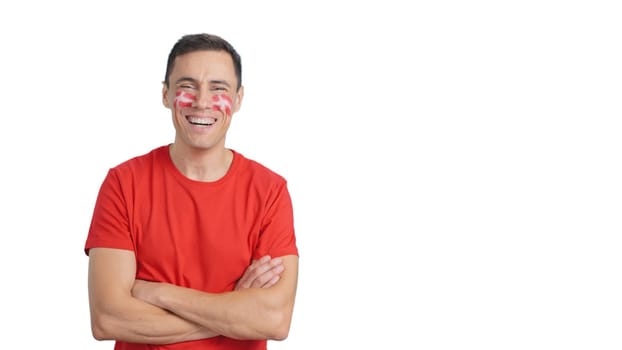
[132,255,298,340]
[164,50,243,182]
[87,49,298,343]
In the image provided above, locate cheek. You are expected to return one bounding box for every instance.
[212,94,233,116]
[175,91,196,108]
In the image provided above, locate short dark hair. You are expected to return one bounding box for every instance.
[164,33,242,90]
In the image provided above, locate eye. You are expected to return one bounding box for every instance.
[211,86,227,92]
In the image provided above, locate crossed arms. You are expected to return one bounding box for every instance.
[87,248,298,344]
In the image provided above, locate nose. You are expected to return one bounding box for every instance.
[194,87,212,110]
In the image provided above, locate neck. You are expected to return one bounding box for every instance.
[169,143,233,182]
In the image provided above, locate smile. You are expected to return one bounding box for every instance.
[186,115,216,126]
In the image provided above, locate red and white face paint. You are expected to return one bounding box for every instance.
[175,91,196,108]
[212,94,233,116]
[174,90,233,116]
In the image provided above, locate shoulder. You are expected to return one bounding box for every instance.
[232,149,288,186]
[110,145,168,174]
[100,146,169,187]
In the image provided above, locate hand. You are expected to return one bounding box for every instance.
[235,255,284,290]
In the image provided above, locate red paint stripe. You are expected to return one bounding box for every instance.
[177,101,193,108]
[176,91,197,100]
[222,95,233,104]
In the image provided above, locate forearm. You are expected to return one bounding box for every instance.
[87,248,218,344]
[140,255,299,340]
[91,293,218,344]
[151,286,292,340]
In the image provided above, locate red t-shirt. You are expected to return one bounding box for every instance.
[85,145,298,350]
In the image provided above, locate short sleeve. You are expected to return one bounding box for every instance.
[254,180,299,259]
[84,168,135,255]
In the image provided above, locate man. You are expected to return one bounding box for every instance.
[84,33,299,350]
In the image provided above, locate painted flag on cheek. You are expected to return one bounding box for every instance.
[175,91,196,108]
[212,94,233,116]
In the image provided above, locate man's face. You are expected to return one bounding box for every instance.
[162,50,243,152]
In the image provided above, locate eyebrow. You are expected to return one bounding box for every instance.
[175,76,199,85]
[175,77,231,87]
[209,80,231,88]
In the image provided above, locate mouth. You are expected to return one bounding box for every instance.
[186,114,217,127]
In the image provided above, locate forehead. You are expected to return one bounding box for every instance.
[171,50,236,82]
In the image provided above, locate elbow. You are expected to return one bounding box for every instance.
[266,309,293,341]
[91,326,107,341]
[90,312,115,341]
[270,329,289,341]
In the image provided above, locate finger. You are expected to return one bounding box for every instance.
[250,263,284,288]
[235,255,274,289]
[237,261,283,290]
[248,255,271,272]
[247,256,281,278]
[262,275,281,289]
[248,257,282,282]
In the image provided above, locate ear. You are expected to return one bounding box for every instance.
[233,85,244,113]
[162,82,171,109]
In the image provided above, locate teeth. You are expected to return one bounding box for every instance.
[187,116,216,125]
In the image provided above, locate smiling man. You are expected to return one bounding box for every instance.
[84,33,299,350]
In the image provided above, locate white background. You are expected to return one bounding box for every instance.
[0,0,621,349]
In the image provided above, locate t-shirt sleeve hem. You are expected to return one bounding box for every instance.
[84,242,135,256]
[255,247,299,259]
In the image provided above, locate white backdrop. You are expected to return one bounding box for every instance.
[0,1,621,349]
